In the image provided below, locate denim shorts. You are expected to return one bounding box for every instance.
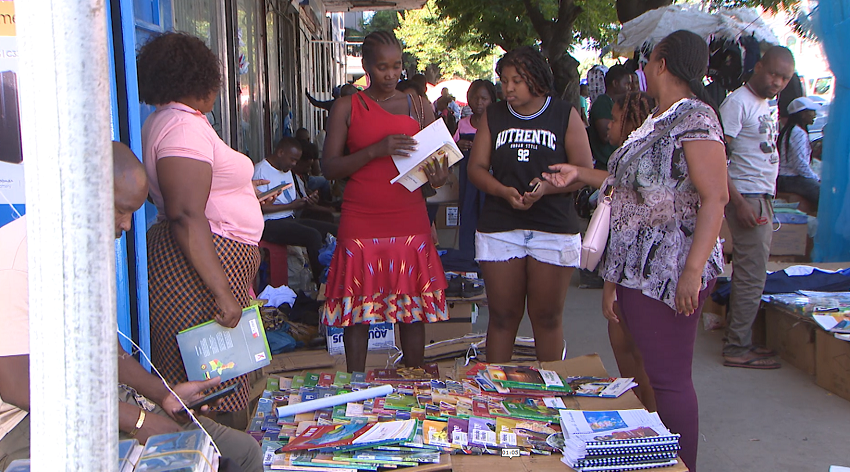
[475,230,581,267]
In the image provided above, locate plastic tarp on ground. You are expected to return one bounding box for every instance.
[814,0,850,261]
[615,5,778,55]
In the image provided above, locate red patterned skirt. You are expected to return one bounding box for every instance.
[147,221,260,412]
[321,234,449,327]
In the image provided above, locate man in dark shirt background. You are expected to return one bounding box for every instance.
[587,65,633,170]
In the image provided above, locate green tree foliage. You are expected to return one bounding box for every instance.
[396,1,497,82]
[435,0,619,104]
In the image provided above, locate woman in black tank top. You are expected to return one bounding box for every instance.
[467,47,593,362]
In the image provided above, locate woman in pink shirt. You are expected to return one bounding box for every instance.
[137,33,272,416]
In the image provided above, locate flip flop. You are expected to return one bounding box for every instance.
[723,357,781,369]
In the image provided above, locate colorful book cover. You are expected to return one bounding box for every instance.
[455,398,473,417]
[301,388,318,402]
[317,387,338,399]
[468,417,497,448]
[495,417,519,447]
[334,372,352,387]
[279,419,372,452]
[447,417,469,448]
[487,365,571,393]
[290,451,379,471]
[291,375,305,390]
[350,450,440,463]
[319,373,335,387]
[438,401,456,417]
[472,397,491,417]
[279,377,293,390]
[270,453,357,472]
[422,420,451,448]
[384,394,416,411]
[498,399,559,422]
[176,306,271,382]
[304,373,320,388]
[267,377,280,391]
[347,419,417,450]
[350,372,367,386]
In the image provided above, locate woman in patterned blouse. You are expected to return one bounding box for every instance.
[544,31,728,472]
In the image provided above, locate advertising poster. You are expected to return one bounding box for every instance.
[0,0,22,228]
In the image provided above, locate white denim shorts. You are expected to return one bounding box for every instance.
[475,230,581,267]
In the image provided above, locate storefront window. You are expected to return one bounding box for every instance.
[236,0,265,162]
[172,0,229,142]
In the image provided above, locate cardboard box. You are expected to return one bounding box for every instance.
[770,222,808,256]
[435,203,459,229]
[720,217,808,256]
[765,306,817,375]
[816,329,850,402]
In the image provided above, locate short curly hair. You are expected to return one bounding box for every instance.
[496,46,554,97]
[137,32,222,105]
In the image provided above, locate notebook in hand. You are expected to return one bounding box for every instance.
[176,305,271,382]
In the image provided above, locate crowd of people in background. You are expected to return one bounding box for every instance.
[0,22,820,472]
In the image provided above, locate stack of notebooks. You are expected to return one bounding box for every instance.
[558,409,680,471]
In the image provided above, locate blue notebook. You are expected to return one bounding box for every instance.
[176,306,271,382]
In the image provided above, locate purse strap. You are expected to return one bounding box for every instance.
[612,104,713,184]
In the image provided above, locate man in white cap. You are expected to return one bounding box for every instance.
[777,96,821,209]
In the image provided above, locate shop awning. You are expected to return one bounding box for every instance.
[324,0,426,12]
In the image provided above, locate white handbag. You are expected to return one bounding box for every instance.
[578,105,711,271]
[580,186,613,270]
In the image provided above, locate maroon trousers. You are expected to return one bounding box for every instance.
[616,280,715,472]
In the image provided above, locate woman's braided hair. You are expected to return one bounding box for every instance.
[496,46,554,97]
[653,30,719,118]
[362,31,402,67]
[614,91,655,144]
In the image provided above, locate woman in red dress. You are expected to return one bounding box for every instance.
[320,31,450,372]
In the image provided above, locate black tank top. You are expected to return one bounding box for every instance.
[477,97,580,234]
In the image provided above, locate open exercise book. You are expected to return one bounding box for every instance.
[390,118,464,191]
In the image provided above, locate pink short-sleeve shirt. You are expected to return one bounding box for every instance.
[142,102,264,246]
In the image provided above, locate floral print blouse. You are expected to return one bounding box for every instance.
[602,98,725,310]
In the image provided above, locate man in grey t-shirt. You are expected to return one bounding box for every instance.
[720,46,795,369]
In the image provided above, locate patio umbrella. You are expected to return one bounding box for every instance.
[614,4,777,55]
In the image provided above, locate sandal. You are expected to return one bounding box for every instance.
[723,357,781,369]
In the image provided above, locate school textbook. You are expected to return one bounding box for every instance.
[176,305,271,382]
[390,118,464,191]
